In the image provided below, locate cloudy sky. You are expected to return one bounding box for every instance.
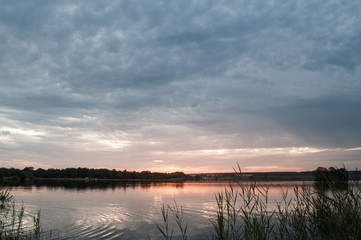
[1,0,361,173]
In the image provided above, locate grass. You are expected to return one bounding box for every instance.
[157,180,361,240]
[0,189,42,240]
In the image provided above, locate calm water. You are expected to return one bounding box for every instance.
[4,181,312,239]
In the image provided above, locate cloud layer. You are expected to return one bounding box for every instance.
[1,0,361,172]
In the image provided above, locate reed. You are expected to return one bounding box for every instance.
[156,200,188,240]
[157,180,361,239]
[0,189,42,240]
[213,181,361,239]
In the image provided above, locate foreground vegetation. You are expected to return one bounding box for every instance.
[211,183,360,239]
[0,190,41,240]
[158,168,361,240]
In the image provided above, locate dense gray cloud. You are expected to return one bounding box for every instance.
[1,0,361,172]
[268,95,361,148]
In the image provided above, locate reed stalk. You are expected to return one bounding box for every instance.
[157,171,361,239]
[0,189,42,240]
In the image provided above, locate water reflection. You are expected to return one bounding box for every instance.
[1,179,187,191]
[313,180,349,192]
[4,181,324,240]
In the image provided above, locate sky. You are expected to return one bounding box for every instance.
[1,0,361,173]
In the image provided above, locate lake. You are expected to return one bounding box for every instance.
[4,181,313,239]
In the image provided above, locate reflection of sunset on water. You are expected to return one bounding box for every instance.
[7,181,316,239]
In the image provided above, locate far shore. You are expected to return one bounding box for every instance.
[1,168,360,186]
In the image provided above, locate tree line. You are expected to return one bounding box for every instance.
[0,167,186,181]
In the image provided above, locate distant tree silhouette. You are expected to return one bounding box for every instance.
[313,166,349,189]
[0,167,186,181]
